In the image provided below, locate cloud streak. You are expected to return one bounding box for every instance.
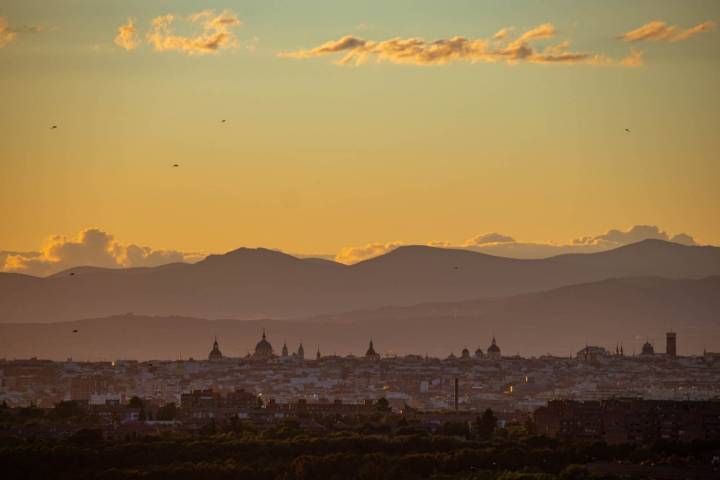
[147,9,242,55]
[1,229,203,277]
[0,17,46,48]
[0,17,18,47]
[280,23,636,67]
[621,20,716,43]
[114,18,138,50]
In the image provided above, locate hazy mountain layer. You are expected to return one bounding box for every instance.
[1,276,718,360]
[1,239,719,324]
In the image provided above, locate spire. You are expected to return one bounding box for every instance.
[262,329,266,340]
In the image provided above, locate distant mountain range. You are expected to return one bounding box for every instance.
[1,239,719,324]
[1,276,718,360]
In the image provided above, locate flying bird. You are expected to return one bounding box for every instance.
[625,128,631,133]
[72,329,78,333]
[69,272,75,276]
[50,125,57,129]
[172,164,180,168]
[221,119,226,123]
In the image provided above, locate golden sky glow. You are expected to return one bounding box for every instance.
[1,1,719,271]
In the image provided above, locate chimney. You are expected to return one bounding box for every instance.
[454,378,459,411]
[666,332,677,357]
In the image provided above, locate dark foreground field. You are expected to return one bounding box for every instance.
[3,429,720,480]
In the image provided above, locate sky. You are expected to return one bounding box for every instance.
[1,0,719,274]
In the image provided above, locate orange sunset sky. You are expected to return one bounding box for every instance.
[1,0,718,276]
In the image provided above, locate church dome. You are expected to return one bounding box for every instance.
[487,337,501,358]
[208,337,223,361]
[641,341,655,355]
[461,347,470,359]
[253,330,274,359]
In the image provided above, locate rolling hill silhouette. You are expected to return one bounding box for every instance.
[1,239,719,324]
[1,276,718,360]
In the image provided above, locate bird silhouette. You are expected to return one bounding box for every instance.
[172,164,179,168]
[69,272,75,276]
[221,119,226,123]
[72,329,78,333]
[625,128,631,132]
[50,125,57,129]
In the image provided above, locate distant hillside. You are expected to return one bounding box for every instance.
[1,240,719,324]
[1,276,718,360]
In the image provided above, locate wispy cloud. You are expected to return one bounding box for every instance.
[114,18,138,50]
[0,17,17,48]
[1,228,203,277]
[280,23,635,67]
[621,20,716,43]
[333,225,700,264]
[335,241,405,265]
[147,9,242,55]
[0,16,46,47]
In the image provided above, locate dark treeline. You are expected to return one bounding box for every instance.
[2,431,720,480]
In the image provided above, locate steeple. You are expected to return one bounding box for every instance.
[281,341,289,357]
[208,336,223,361]
[297,342,305,360]
[316,346,321,360]
[365,339,380,359]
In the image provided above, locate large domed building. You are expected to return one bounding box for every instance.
[487,336,501,359]
[641,340,655,356]
[208,337,223,361]
[253,330,275,360]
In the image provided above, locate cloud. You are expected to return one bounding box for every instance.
[280,23,637,67]
[464,233,516,246]
[334,241,405,264]
[492,27,512,41]
[333,225,701,263]
[114,18,138,50]
[0,17,46,48]
[619,48,644,67]
[572,224,696,247]
[0,17,18,47]
[516,23,556,43]
[621,20,716,43]
[147,9,242,55]
[1,228,203,277]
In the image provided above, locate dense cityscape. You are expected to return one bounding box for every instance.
[2,330,719,429]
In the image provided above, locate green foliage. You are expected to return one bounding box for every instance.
[1,419,718,480]
[475,408,497,438]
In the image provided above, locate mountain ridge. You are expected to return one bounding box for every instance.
[1,239,719,324]
[1,275,717,360]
